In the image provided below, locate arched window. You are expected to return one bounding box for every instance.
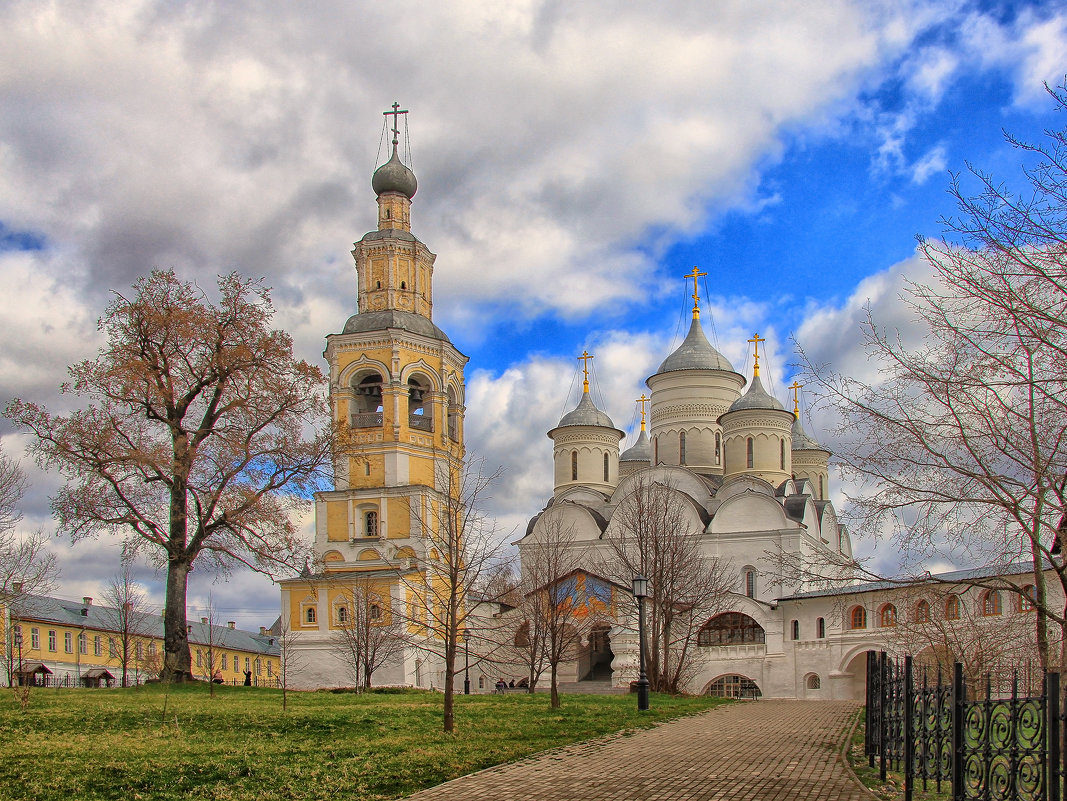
[879,604,897,627]
[603,452,609,482]
[365,510,378,538]
[818,474,824,499]
[653,438,659,465]
[1019,584,1036,612]
[698,613,766,646]
[914,599,930,623]
[715,432,721,465]
[746,437,754,469]
[850,606,866,629]
[571,451,578,481]
[780,439,785,470]
[806,674,821,690]
[369,604,383,621]
[944,596,960,620]
[816,617,825,638]
[743,569,756,599]
[679,431,686,465]
[790,619,799,640]
[336,605,348,625]
[706,674,762,699]
[306,607,317,624]
[982,590,1002,616]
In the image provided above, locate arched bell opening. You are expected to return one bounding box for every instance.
[351,372,384,428]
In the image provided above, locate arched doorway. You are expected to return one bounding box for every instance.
[704,674,762,699]
[580,624,613,682]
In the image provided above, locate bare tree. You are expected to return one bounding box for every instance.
[394,455,505,733]
[329,582,405,692]
[5,270,331,682]
[882,585,1041,695]
[600,475,732,694]
[196,595,223,697]
[0,441,58,612]
[517,518,599,708]
[276,616,302,710]
[99,565,153,688]
[799,83,1067,670]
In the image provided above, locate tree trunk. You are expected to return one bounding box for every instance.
[443,642,456,733]
[162,557,192,682]
[550,662,560,709]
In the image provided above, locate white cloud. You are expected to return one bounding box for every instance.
[911,144,947,184]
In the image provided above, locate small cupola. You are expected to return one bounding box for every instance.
[547,351,624,496]
[720,333,794,485]
[788,381,832,500]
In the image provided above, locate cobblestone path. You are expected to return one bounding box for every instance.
[404,700,870,801]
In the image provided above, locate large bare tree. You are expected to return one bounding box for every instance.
[799,84,1067,670]
[329,581,405,692]
[5,270,331,682]
[600,475,732,694]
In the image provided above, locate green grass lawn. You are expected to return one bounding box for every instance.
[0,685,727,801]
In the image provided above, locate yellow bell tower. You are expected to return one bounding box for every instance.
[280,104,468,688]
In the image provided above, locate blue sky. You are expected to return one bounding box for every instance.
[0,0,1065,626]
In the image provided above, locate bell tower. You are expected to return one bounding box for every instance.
[280,104,468,689]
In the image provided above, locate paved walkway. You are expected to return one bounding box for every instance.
[405,700,870,801]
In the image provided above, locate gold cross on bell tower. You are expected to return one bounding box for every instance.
[685,266,708,319]
[578,350,594,393]
[789,380,803,418]
[383,101,409,147]
[635,393,649,432]
[747,333,766,377]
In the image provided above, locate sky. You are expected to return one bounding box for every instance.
[1,0,1066,629]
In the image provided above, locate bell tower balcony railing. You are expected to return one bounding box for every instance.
[350,412,384,429]
[409,413,433,432]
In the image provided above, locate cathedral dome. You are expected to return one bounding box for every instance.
[791,415,824,451]
[557,392,615,428]
[620,428,651,462]
[655,317,734,375]
[372,147,418,199]
[728,374,785,413]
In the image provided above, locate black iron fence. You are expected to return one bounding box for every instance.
[865,650,1061,801]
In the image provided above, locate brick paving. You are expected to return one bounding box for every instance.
[404,700,871,801]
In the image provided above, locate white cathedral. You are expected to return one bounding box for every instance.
[286,108,1042,699]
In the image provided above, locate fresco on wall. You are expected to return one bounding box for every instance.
[550,572,613,619]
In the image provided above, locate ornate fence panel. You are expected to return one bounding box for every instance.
[865,651,1061,801]
[913,664,954,794]
[954,667,1050,801]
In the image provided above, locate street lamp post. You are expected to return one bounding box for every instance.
[632,575,650,711]
[463,628,471,695]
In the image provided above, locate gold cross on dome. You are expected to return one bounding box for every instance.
[578,350,594,393]
[789,380,803,417]
[635,394,649,431]
[383,101,409,146]
[747,333,765,377]
[685,266,708,318]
